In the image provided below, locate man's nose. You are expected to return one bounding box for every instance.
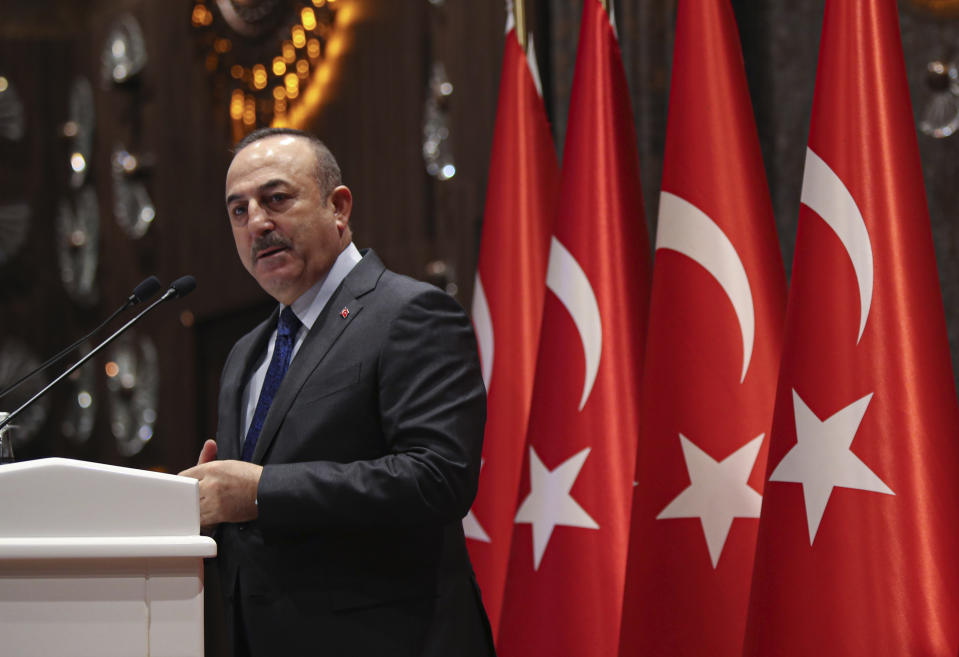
[247,201,274,235]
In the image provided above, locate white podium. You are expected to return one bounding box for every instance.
[0,458,217,657]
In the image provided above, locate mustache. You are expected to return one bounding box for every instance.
[251,233,292,260]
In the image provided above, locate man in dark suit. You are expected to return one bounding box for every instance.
[180,128,495,656]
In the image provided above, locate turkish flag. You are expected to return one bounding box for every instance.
[617,1,786,655]
[744,1,959,655]
[496,1,651,655]
[466,14,557,638]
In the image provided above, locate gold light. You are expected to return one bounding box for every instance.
[283,0,361,129]
[325,32,343,59]
[291,25,306,48]
[230,89,245,119]
[296,59,310,79]
[105,362,119,378]
[252,64,268,90]
[284,72,299,99]
[301,7,317,31]
[190,0,348,135]
[191,4,213,27]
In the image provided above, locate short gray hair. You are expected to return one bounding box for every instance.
[233,127,342,199]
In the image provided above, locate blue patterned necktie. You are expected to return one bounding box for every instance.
[241,306,302,462]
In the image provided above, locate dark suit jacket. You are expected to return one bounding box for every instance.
[214,250,495,656]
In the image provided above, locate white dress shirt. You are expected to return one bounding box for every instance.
[239,242,362,446]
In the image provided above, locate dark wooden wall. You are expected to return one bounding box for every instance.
[3,0,959,654]
[6,0,959,508]
[2,4,504,652]
[0,0,504,476]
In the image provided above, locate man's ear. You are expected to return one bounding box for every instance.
[329,185,353,233]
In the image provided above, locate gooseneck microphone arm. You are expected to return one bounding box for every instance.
[0,275,196,433]
[0,276,163,403]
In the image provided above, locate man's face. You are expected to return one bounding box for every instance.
[225,135,351,305]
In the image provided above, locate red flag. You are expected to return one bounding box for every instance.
[497,1,650,655]
[744,1,959,654]
[466,11,557,637]
[618,1,786,655]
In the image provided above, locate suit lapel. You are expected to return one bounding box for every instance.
[217,309,278,461]
[250,251,385,463]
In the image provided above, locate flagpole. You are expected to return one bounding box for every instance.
[468,0,558,638]
[496,0,650,653]
[514,0,527,50]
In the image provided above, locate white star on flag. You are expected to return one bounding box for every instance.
[514,446,599,570]
[769,389,894,544]
[463,509,491,542]
[463,459,490,542]
[657,433,764,567]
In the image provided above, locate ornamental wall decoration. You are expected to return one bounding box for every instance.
[191,0,341,141]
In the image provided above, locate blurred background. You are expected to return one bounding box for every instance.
[1,0,958,650]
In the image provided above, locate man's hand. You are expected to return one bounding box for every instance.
[179,439,263,528]
[195,438,218,466]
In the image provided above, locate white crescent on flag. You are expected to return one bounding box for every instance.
[471,273,493,391]
[800,147,874,342]
[656,191,755,382]
[546,236,602,410]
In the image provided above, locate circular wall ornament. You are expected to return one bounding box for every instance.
[64,77,95,189]
[423,62,456,181]
[111,144,156,238]
[919,59,959,138]
[61,344,97,444]
[0,202,30,266]
[101,13,148,85]
[0,75,25,142]
[57,187,100,304]
[0,340,50,446]
[106,333,159,457]
[215,0,287,37]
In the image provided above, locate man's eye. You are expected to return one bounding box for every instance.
[270,193,288,203]
[231,206,246,217]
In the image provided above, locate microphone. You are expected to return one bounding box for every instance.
[0,275,197,434]
[169,275,196,298]
[128,276,163,306]
[0,276,163,402]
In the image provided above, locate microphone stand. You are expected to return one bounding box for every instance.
[0,281,193,435]
[0,276,161,403]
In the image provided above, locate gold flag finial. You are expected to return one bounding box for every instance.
[514,0,527,50]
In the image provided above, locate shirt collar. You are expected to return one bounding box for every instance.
[285,242,362,330]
